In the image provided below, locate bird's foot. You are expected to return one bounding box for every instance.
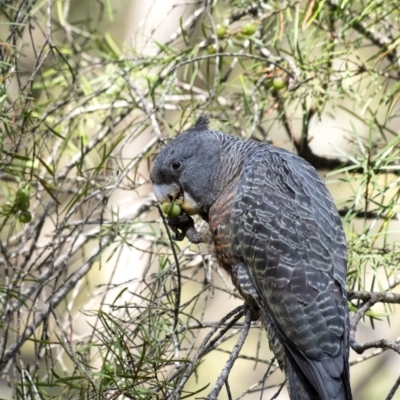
[244,302,261,322]
[166,214,192,241]
[167,214,200,243]
[167,214,208,244]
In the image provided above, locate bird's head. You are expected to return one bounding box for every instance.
[150,114,222,217]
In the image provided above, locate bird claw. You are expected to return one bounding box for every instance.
[247,305,261,322]
[166,214,208,244]
[167,214,195,241]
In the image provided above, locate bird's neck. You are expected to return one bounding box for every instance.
[217,135,263,189]
[198,133,264,220]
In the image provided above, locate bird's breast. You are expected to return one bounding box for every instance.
[208,181,241,274]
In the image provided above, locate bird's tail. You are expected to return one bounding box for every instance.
[285,352,352,400]
[286,355,319,400]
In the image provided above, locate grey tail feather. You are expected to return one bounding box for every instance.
[193,113,209,130]
[286,356,319,400]
[286,353,352,400]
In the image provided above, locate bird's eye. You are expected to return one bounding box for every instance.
[172,162,181,171]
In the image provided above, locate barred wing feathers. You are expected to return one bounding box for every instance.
[231,148,351,400]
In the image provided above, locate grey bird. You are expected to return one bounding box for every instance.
[150,115,352,400]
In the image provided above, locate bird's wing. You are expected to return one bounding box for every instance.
[231,149,350,399]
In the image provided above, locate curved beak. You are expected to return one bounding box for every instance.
[153,182,201,215]
[153,182,181,203]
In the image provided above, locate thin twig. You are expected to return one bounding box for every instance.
[206,308,252,400]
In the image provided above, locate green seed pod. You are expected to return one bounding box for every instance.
[18,210,32,224]
[16,188,30,202]
[2,201,14,214]
[207,44,217,55]
[161,202,171,214]
[18,198,30,211]
[216,25,227,39]
[240,22,257,36]
[161,202,181,217]
[272,77,286,91]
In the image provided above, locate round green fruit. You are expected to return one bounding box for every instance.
[272,77,285,91]
[161,202,171,214]
[15,188,30,210]
[16,188,30,202]
[18,211,32,224]
[216,25,227,39]
[2,201,14,214]
[207,44,217,55]
[18,198,30,211]
[240,22,257,36]
[161,202,181,217]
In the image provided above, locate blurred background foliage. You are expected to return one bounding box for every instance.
[0,0,399,399]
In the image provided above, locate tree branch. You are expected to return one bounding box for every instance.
[349,290,400,355]
[206,308,252,400]
[348,290,400,304]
